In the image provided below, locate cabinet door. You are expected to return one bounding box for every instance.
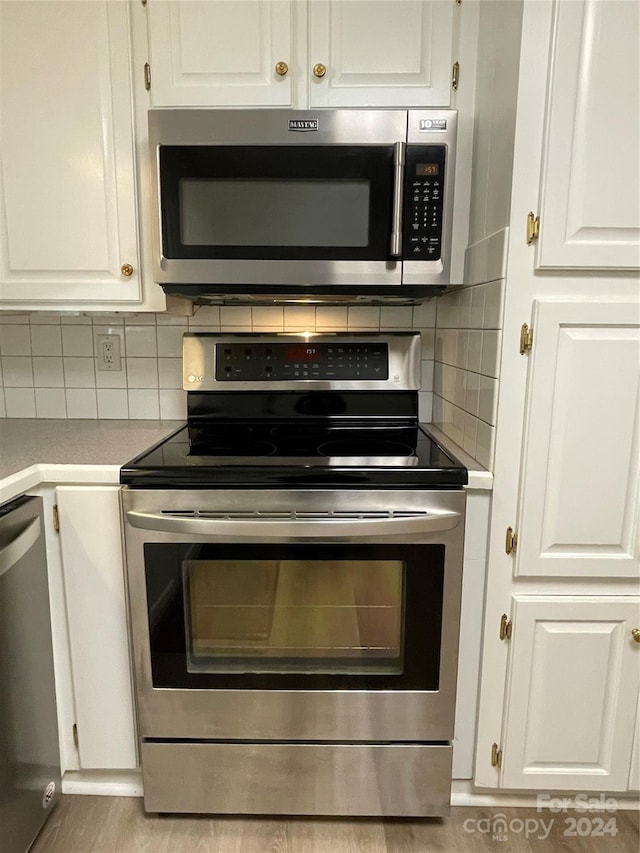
[515,300,640,579]
[501,596,640,791]
[535,0,640,269]
[629,695,640,791]
[57,486,137,771]
[0,1,142,307]
[146,0,293,106]
[309,0,453,107]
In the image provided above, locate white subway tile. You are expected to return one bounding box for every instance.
[432,393,444,425]
[456,330,469,369]
[35,388,67,418]
[458,287,473,329]
[315,307,348,331]
[61,314,91,325]
[462,412,478,459]
[412,301,436,328]
[220,307,252,327]
[32,357,64,388]
[126,325,158,357]
[63,357,95,388]
[0,392,5,417]
[478,375,498,425]
[158,358,183,389]
[0,314,29,324]
[483,280,503,329]
[156,314,188,326]
[453,367,466,409]
[30,325,62,356]
[62,325,93,356]
[251,307,284,329]
[467,331,483,373]
[128,389,160,419]
[469,285,485,329]
[2,357,34,387]
[420,328,435,360]
[124,313,155,325]
[159,389,187,420]
[284,306,317,330]
[420,360,434,392]
[66,389,97,419]
[465,370,480,417]
[380,307,413,329]
[126,358,159,389]
[481,330,501,378]
[0,325,31,355]
[29,313,61,325]
[91,313,124,325]
[4,388,36,417]
[450,403,465,446]
[190,306,220,327]
[97,389,129,419]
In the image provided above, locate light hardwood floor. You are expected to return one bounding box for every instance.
[30,795,639,852]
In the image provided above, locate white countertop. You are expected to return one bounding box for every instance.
[0,418,492,504]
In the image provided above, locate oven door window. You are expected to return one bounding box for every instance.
[143,543,444,690]
[158,146,394,261]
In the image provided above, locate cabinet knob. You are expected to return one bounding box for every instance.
[632,628,640,643]
[121,263,134,277]
[275,61,288,77]
[313,63,327,79]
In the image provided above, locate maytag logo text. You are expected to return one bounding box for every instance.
[288,119,319,131]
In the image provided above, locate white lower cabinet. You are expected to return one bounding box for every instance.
[500,596,640,792]
[57,486,137,771]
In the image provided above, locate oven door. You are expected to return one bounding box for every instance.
[150,109,405,288]
[122,488,465,742]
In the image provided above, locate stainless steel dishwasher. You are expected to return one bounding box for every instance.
[0,495,61,853]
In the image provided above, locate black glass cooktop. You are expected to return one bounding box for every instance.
[121,422,467,488]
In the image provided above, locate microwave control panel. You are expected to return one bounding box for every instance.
[403,145,447,261]
[214,342,389,381]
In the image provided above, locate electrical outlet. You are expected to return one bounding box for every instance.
[96,334,122,371]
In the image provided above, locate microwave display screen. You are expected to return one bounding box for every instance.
[416,164,439,177]
[180,179,370,248]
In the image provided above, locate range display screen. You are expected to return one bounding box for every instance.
[285,345,319,362]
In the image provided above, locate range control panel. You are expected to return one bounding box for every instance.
[214,342,389,381]
[403,144,446,261]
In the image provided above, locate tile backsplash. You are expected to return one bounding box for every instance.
[0,304,436,424]
[432,279,504,469]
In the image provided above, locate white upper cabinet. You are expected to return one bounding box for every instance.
[515,299,640,580]
[146,0,294,107]
[144,0,455,109]
[308,1,454,107]
[0,1,157,309]
[535,0,640,269]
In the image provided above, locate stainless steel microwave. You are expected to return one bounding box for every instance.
[149,109,457,305]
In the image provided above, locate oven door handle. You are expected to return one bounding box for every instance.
[124,509,461,539]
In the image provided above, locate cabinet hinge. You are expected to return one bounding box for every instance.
[499,613,513,641]
[72,723,79,749]
[505,525,518,554]
[519,323,533,355]
[526,211,540,245]
[491,742,503,768]
[144,62,151,91]
[53,504,60,533]
[451,61,460,91]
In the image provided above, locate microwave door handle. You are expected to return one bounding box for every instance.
[390,141,406,258]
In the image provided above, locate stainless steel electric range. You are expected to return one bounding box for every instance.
[120,332,467,817]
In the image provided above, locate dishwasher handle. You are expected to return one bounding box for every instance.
[125,509,461,539]
[0,516,42,579]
